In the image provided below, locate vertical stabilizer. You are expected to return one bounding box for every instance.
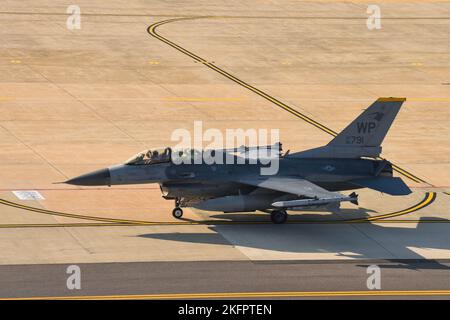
[328,97,405,149]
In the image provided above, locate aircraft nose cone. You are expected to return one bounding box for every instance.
[65,168,110,186]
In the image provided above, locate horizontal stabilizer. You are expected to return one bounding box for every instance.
[350,177,412,196]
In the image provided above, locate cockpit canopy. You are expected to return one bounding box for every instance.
[125,147,172,165]
[125,147,205,165]
[124,143,282,166]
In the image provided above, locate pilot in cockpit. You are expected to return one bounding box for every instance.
[125,147,172,165]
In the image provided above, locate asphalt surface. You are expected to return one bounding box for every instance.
[1,260,450,299]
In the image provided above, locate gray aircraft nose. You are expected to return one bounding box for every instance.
[65,168,110,186]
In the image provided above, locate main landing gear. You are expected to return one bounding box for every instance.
[270,210,288,224]
[172,207,183,219]
[172,198,183,219]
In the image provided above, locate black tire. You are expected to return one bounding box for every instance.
[172,207,183,219]
[270,210,287,224]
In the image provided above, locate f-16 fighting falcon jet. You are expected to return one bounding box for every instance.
[65,98,411,224]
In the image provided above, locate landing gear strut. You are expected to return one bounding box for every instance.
[172,198,183,219]
[271,210,288,224]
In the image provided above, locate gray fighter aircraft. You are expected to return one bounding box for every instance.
[65,97,411,223]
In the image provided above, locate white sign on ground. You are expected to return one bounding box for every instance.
[12,190,45,200]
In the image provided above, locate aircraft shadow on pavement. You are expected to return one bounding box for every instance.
[138,217,450,270]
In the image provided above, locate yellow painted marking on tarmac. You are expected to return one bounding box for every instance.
[369,219,450,223]
[388,163,426,184]
[164,97,245,102]
[0,198,152,225]
[0,18,437,230]
[7,289,450,300]
[147,60,160,65]
[0,192,435,228]
[348,192,435,222]
[148,17,432,185]
[10,59,21,64]
[148,19,337,137]
[0,223,122,228]
[281,60,292,65]
[1,217,449,229]
[408,98,450,102]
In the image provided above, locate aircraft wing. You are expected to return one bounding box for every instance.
[236,176,343,199]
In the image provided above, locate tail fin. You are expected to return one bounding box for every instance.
[328,97,405,149]
[293,97,406,159]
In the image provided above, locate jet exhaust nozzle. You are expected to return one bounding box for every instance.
[349,192,359,206]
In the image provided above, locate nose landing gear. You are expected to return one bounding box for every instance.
[172,198,183,219]
[172,207,183,219]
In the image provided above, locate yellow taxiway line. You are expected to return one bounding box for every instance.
[350,192,435,222]
[6,289,450,300]
[0,17,439,229]
[0,192,436,228]
[147,17,431,186]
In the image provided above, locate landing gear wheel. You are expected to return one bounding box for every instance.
[271,210,287,224]
[172,207,183,219]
